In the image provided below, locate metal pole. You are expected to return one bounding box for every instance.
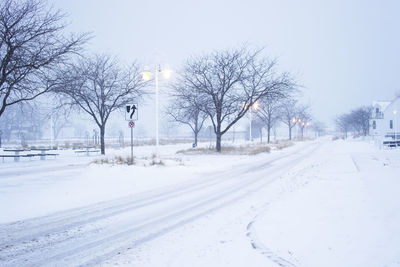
[155,67,159,156]
[130,125,133,164]
[249,107,252,142]
[50,114,54,148]
[394,112,397,140]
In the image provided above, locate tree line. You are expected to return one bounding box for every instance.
[335,106,372,138]
[0,0,314,154]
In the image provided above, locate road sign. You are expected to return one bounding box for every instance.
[129,121,135,128]
[125,104,138,121]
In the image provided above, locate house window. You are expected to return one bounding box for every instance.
[376,108,380,114]
[372,121,376,129]
[390,120,393,129]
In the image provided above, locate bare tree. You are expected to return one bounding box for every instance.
[336,106,372,138]
[335,113,352,138]
[180,47,294,152]
[0,0,88,118]
[42,99,74,140]
[167,81,208,147]
[56,54,147,154]
[255,97,284,143]
[350,106,372,136]
[310,121,326,137]
[296,105,312,138]
[0,101,42,142]
[280,98,299,140]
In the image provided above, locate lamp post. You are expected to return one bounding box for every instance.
[296,119,302,138]
[249,106,252,142]
[249,102,259,142]
[394,110,398,140]
[50,113,54,148]
[291,118,297,140]
[305,122,310,138]
[142,66,171,155]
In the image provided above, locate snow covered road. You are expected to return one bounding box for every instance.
[2,139,398,266]
[0,141,321,266]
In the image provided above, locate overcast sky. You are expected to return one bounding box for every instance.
[52,0,400,131]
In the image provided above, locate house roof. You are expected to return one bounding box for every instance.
[372,101,391,111]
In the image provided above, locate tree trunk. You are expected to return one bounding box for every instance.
[193,120,198,147]
[288,122,292,140]
[100,125,105,155]
[194,131,198,147]
[216,132,222,152]
[267,126,271,143]
[215,120,222,152]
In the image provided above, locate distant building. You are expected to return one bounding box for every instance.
[370,97,400,140]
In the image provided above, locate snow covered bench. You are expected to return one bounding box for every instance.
[75,150,100,156]
[0,154,21,163]
[0,153,59,162]
[383,140,400,148]
[25,153,59,160]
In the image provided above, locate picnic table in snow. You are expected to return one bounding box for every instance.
[30,148,59,160]
[1,149,27,162]
[74,146,100,156]
[0,148,59,162]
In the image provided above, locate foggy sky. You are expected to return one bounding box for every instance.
[52,0,400,131]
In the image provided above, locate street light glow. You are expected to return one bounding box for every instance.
[252,102,259,110]
[161,69,172,79]
[142,71,151,81]
[142,66,172,156]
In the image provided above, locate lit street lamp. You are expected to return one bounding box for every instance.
[291,118,302,138]
[249,102,259,142]
[305,122,310,137]
[142,66,172,155]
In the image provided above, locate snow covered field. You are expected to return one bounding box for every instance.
[0,138,399,266]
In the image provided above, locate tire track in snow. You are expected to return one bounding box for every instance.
[351,155,361,172]
[0,142,321,266]
[246,219,297,267]
[0,150,288,248]
[245,141,327,267]
[0,144,312,248]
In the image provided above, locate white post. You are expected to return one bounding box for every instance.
[394,110,397,140]
[155,67,159,155]
[50,113,54,148]
[249,107,252,142]
[130,126,133,164]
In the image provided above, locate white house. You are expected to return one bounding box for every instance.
[370,97,400,141]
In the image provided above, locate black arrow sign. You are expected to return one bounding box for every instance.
[126,105,137,120]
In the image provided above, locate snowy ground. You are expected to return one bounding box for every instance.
[0,138,399,266]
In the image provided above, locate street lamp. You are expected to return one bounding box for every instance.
[305,122,310,138]
[249,102,259,142]
[394,110,398,140]
[142,66,172,155]
[291,118,298,139]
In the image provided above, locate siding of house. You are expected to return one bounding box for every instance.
[370,98,400,140]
